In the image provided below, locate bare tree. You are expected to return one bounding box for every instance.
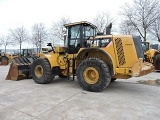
[150,16,160,42]
[32,23,48,53]
[92,11,114,33]
[0,35,13,54]
[0,39,2,47]
[121,0,160,42]
[50,16,71,45]
[119,20,137,35]
[10,26,28,55]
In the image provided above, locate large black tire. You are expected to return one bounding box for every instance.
[154,54,160,70]
[76,58,111,92]
[31,58,54,84]
[0,56,9,65]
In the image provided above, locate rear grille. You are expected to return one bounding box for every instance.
[115,38,126,66]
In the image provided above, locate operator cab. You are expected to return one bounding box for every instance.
[64,21,97,54]
[22,49,32,57]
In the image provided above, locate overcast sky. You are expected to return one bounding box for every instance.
[0,0,133,36]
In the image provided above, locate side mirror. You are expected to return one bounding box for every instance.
[47,43,55,53]
[47,43,52,46]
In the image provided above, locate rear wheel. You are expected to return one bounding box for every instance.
[154,54,160,70]
[31,58,54,84]
[76,58,111,92]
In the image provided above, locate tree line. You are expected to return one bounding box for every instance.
[0,0,160,54]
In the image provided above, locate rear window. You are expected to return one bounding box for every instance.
[132,36,144,59]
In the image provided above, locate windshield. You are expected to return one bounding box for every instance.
[71,25,80,39]
[64,25,81,48]
[64,23,96,49]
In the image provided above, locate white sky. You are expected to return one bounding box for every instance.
[1,0,159,49]
[5,0,160,50]
[0,0,132,35]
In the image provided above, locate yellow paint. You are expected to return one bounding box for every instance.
[112,35,138,67]
[43,52,59,68]
[115,68,131,75]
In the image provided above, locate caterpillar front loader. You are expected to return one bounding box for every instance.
[26,21,154,92]
[142,42,160,71]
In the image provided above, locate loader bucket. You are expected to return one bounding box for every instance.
[6,57,38,80]
[131,58,154,77]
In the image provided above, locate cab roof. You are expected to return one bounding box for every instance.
[64,21,97,29]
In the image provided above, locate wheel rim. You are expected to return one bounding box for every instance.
[83,67,99,84]
[34,65,44,78]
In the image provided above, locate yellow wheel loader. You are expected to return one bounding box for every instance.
[0,55,9,65]
[27,21,154,92]
[6,21,154,92]
[0,50,9,65]
[142,42,160,71]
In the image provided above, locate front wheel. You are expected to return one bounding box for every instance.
[76,58,111,92]
[31,58,54,84]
